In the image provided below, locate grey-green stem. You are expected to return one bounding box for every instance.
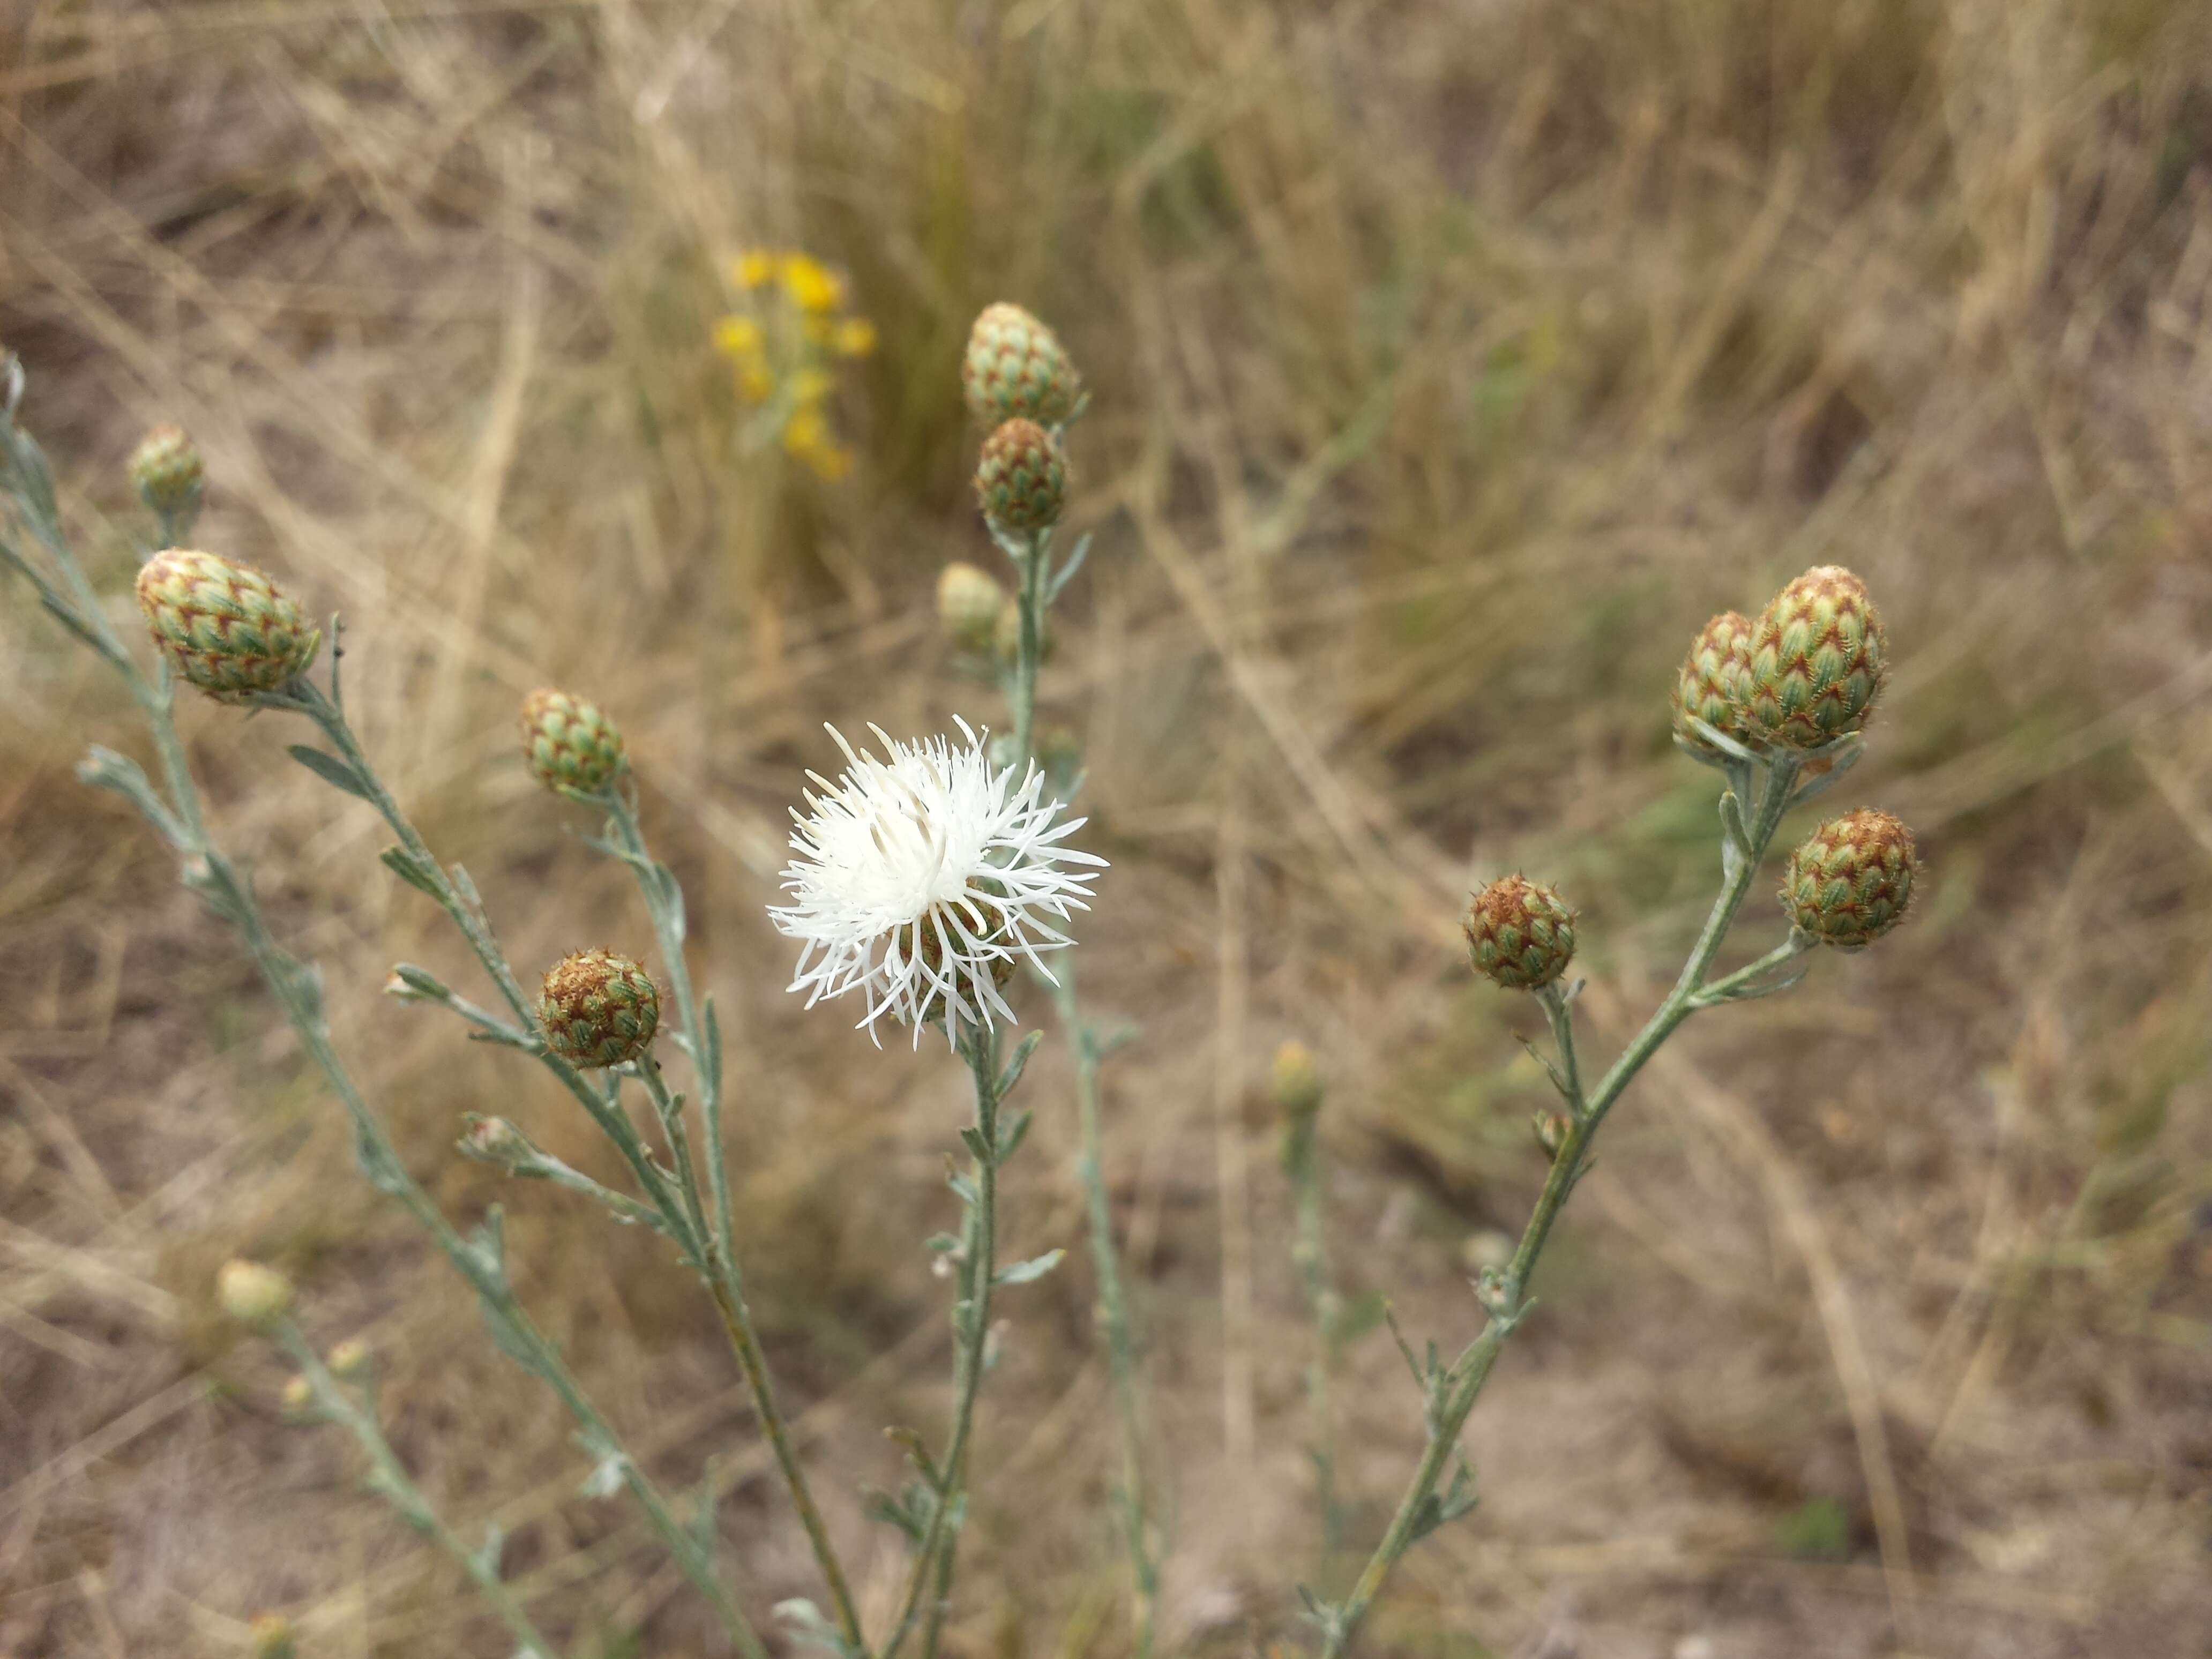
[880,1019,1002,1659]
[275,1323,559,1659]
[1318,754,1807,1657]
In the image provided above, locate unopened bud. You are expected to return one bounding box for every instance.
[1742,566,1888,749]
[1670,610,1753,753]
[539,949,660,1068]
[130,423,204,530]
[962,302,1083,428]
[458,1112,535,1172]
[1530,1110,1570,1159]
[1463,876,1577,990]
[327,1336,370,1378]
[280,1375,314,1415]
[1269,1041,1324,1118]
[520,687,626,796]
[974,417,1066,534]
[218,1258,292,1328]
[383,962,450,1003]
[936,561,1003,653]
[136,549,322,704]
[249,1611,298,1659]
[1781,808,1918,948]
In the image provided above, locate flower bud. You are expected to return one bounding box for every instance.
[218,1258,292,1328]
[129,423,204,527]
[936,561,1003,653]
[1670,610,1753,753]
[250,1611,298,1659]
[136,549,321,704]
[1270,1040,1324,1118]
[962,302,1083,428]
[1780,808,1918,948]
[280,1376,314,1415]
[1463,876,1577,990]
[457,1112,535,1173]
[327,1336,370,1378]
[974,417,1066,533]
[520,687,626,796]
[539,948,660,1067]
[1742,566,1888,749]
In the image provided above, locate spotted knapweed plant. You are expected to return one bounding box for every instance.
[2,281,1916,1659]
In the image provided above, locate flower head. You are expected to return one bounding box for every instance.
[771,720,1105,1045]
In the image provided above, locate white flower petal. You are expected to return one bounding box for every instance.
[769,723,1105,1047]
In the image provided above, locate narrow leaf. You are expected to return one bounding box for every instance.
[995,1108,1034,1165]
[379,844,445,899]
[994,1248,1064,1287]
[287,744,374,801]
[996,1029,1045,1099]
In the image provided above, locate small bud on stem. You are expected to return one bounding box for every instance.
[539,949,660,1067]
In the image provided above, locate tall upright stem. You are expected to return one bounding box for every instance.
[1319,757,1803,1657]
[881,1021,1002,1659]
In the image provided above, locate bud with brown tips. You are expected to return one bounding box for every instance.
[962,302,1083,428]
[1780,808,1918,948]
[1742,566,1888,749]
[520,688,626,796]
[1671,610,1753,754]
[539,948,661,1067]
[1464,876,1578,990]
[136,549,321,703]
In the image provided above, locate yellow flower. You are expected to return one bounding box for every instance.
[780,253,845,314]
[833,317,877,357]
[734,250,776,288]
[712,316,764,358]
[781,406,854,480]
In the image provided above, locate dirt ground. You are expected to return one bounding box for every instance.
[4,2,2212,1656]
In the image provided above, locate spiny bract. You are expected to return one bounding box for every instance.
[135,549,321,703]
[1464,876,1578,990]
[1671,610,1754,753]
[1781,808,1918,948]
[1742,566,1887,749]
[539,948,661,1067]
[975,417,1067,534]
[520,688,626,796]
[962,303,1082,428]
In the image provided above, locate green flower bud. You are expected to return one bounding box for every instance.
[539,948,660,1067]
[136,549,321,704]
[129,423,204,527]
[250,1611,299,1659]
[1780,808,1918,948]
[975,417,1067,534]
[962,302,1082,428]
[1463,875,1577,990]
[1670,609,1753,753]
[218,1258,292,1328]
[520,687,626,796]
[326,1336,370,1378]
[279,1376,314,1416]
[1742,566,1887,749]
[936,561,1004,653]
[1269,1040,1324,1119]
[457,1112,535,1173]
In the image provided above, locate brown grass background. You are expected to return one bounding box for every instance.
[5,1,2212,1654]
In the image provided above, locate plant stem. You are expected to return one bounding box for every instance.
[275,1324,559,1659]
[1283,1098,1339,1565]
[1010,529,1045,765]
[1050,967,1157,1658]
[881,1021,1002,1659]
[1319,756,1805,1657]
[599,790,865,1651]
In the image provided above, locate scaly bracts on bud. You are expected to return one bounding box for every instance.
[1464,876,1578,990]
[218,1258,293,1328]
[936,561,1004,653]
[1742,566,1887,749]
[520,688,626,796]
[135,549,320,703]
[1781,808,1918,948]
[962,303,1082,428]
[539,948,660,1067]
[975,417,1067,534]
[129,424,203,530]
[1671,609,1754,753]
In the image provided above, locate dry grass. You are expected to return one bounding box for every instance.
[5,0,2212,1654]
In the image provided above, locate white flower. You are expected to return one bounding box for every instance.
[771,720,1105,1045]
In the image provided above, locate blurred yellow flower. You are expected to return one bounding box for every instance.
[716,245,869,478]
[779,253,845,314]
